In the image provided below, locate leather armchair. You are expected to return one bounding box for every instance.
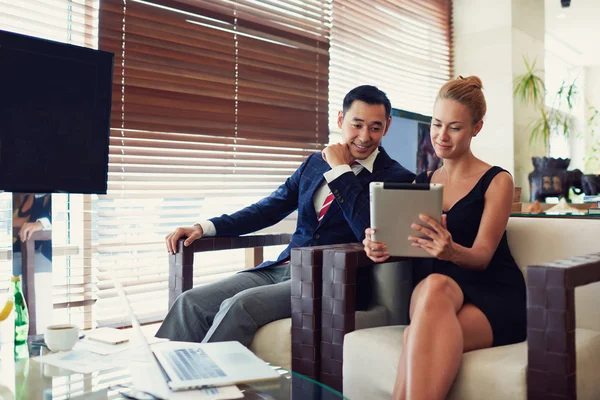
[168,233,295,368]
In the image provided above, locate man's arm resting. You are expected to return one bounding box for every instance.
[196,221,216,237]
[168,233,293,307]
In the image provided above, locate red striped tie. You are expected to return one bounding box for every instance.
[318,161,360,222]
[318,191,335,222]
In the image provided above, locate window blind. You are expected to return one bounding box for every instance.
[0,0,100,330]
[1,0,452,329]
[96,0,330,326]
[328,0,452,141]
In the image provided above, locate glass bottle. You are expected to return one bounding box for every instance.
[11,276,29,360]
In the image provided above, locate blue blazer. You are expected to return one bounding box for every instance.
[210,147,415,270]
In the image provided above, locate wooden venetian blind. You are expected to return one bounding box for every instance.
[328,0,452,139]
[96,0,330,326]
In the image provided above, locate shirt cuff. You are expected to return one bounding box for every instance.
[36,218,52,231]
[324,165,352,183]
[197,220,216,237]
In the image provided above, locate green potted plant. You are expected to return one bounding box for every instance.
[513,56,581,201]
[582,105,600,195]
[585,105,599,172]
[513,56,579,149]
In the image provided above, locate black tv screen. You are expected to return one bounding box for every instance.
[0,30,113,194]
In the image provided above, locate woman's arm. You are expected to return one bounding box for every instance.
[410,171,514,271]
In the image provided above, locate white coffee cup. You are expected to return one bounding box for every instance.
[44,324,79,352]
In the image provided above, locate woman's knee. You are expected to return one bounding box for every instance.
[416,274,463,311]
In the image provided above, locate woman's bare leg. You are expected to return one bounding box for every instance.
[392,274,493,400]
[391,326,410,400]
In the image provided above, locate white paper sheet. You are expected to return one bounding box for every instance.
[34,340,153,374]
[170,385,243,400]
[78,335,165,355]
[130,361,244,400]
[34,348,120,374]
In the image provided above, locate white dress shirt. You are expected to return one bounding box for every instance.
[199,149,380,237]
[37,217,52,230]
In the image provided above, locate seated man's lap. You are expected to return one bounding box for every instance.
[157,264,290,342]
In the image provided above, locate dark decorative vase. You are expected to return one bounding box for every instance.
[581,174,600,195]
[528,157,582,202]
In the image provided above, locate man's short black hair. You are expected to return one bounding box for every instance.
[342,85,392,120]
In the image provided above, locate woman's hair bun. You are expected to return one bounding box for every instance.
[457,75,483,90]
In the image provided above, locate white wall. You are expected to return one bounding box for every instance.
[545,34,586,171]
[453,0,515,177]
[454,0,546,201]
[512,0,546,201]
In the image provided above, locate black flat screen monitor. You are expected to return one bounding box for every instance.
[0,29,113,194]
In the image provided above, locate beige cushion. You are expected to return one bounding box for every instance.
[344,326,600,400]
[507,217,600,331]
[249,318,291,370]
[248,304,389,371]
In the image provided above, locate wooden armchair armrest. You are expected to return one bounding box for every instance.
[168,234,292,308]
[526,252,600,400]
[319,243,407,391]
[289,243,362,382]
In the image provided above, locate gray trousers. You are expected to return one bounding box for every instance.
[155,264,290,346]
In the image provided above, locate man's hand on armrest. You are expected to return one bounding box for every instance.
[165,224,204,255]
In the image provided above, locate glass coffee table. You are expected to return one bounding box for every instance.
[0,338,346,400]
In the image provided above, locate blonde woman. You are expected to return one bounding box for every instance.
[363,76,526,400]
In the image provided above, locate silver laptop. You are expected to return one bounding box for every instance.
[370,181,443,258]
[112,276,279,399]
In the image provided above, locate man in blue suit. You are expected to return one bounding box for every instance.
[157,85,415,344]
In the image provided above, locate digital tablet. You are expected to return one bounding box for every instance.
[369,182,444,258]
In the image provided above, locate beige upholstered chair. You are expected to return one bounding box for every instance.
[342,217,600,400]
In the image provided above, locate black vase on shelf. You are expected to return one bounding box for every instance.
[528,157,573,202]
[581,174,600,195]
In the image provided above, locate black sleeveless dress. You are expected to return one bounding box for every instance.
[414,166,526,346]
